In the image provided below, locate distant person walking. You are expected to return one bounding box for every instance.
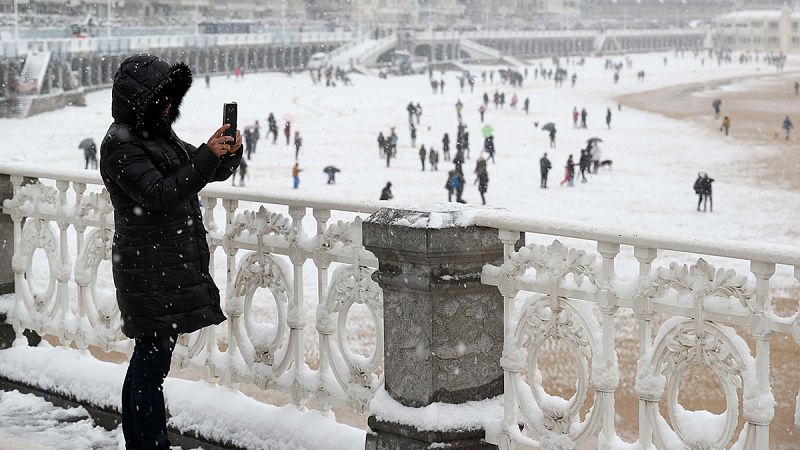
[292,162,302,189]
[284,121,292,145]
[540,152,551,188]
[419,145,427,171]
[479,104,486,122]
[721,116,731,136]
[560,154,575,187]
[294,131,303,159]
[79,138,98,169]
[475,169,489,205]
[442,133,451,161]
[456,99,464,122]
[580,108,588,129]
[377,132,386,157]
[429,147,439,171]
[694,172,714,212]
[380,182,393,200]
[783,115,793,140]
[605,108,612,129]
[233,158,248,186]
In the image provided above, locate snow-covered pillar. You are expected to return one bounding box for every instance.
[597,241,620,445]
[749,260,776,449]
[362,206,518,450]
[633,246,657,449]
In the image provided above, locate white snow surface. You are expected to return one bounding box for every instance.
[0,389,120,450]
[369,386,503,432]
[0,344,365,450]
[5,52,799,262]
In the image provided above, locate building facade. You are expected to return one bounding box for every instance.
[712,5,799,52]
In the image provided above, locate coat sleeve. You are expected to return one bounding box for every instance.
[184,140,242,182]
[102,140,221,213]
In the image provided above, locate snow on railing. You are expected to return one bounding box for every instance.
[0,163,385,417]
[476,212,800,450]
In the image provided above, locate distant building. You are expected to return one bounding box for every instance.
[581,0,739,23]
[712,5,799,52]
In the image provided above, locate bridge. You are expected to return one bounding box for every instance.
[0,164,797,449]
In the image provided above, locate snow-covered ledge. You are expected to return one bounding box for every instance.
[362,205,521,449]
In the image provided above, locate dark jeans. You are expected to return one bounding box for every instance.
[122,335,177,450]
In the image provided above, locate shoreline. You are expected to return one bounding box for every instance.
[616,69,800,191]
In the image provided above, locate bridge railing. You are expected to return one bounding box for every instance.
[1,164,797,448]
[0,163,385,418]
[476,211,799,449]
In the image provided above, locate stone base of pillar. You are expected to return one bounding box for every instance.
[365,416,496,450]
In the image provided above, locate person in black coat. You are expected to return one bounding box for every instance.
[380,182,393,200]
[540,152,552,188]
[100,54,242,450]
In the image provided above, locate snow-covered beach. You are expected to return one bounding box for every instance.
[2,51,799,448]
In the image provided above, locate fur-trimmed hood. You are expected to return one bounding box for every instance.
[111,54,192,135]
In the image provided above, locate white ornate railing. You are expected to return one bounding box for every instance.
[477,212,800,450]
[2,163,799,448]
[0,163,384,417]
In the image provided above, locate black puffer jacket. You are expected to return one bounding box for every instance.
[100,54,240,338]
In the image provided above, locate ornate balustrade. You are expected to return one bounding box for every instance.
[1,163,799,449]
[476,212,800,450]
[0,163,384,420]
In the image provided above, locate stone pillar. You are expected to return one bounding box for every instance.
[363,206,519,450]
[0,174,13,295]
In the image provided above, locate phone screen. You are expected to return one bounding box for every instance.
[223,103,237,142]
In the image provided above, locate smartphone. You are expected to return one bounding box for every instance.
[223,102,237,143]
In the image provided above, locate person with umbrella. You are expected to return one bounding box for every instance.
[540,152,552,188]
[783,115,793,140]
[712,100,722,119]
[79,138,98,169]
[542,123,557,148]
[588,138,603,173]
[324,166,340,184]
